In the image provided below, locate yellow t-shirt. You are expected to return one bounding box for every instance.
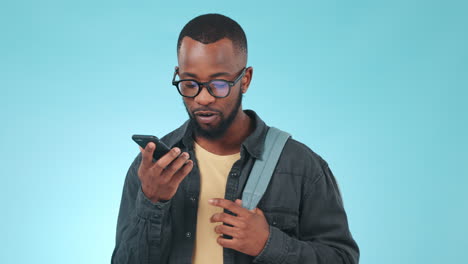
[192,142,240,264]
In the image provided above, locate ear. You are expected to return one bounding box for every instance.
[241,66,253,94]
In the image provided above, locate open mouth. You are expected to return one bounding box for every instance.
[194,111,218,117]
[194,111,219,124]
[198,113,214,117]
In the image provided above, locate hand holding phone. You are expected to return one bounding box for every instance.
[132,135,172,161]
[132,134,193,203]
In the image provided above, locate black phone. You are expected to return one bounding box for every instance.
[132,134,171,161]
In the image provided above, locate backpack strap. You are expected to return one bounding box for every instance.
[242,127,291,210]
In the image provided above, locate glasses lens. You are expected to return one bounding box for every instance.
[178,81,199,97]
[209,80,230,97]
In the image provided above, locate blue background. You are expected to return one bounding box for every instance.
[1,0,467,263]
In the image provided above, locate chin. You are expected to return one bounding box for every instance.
[194,122,227,140]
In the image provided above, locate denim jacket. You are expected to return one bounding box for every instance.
[112,110,359,264]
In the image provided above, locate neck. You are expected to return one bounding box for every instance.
[194,109,253,155]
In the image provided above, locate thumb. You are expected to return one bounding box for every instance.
[255,207,265,216]
[235,199,242,206]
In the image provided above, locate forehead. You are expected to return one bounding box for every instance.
[178,37,241,72]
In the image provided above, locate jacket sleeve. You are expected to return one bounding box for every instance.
[253,162,360,264]
[111,153,173,264]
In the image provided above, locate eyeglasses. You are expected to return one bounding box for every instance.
[172,67,246,98]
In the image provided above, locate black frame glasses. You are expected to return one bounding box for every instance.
[172,67,246,98]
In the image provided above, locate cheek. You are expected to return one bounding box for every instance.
[218,98,233,110]
[182,98,193,111]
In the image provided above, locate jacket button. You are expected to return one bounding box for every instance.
[185,232,192,238]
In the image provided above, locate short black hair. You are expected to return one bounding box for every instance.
[177,14,247,59]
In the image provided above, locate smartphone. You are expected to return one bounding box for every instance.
[132,134,171,161]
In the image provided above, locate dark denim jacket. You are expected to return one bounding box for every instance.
[112,110,359,264]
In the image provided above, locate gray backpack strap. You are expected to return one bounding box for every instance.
[242,127,291,210]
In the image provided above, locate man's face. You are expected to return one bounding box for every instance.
[177,37,249,139]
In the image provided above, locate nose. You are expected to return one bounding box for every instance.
[194,85,216,106]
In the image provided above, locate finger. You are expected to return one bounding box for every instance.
[170,160,193,186]
[151,147,181,174]
[236,199,255,213]
[139,146,143,152]
[255,207,265,216]
[160,152,190,182]
[217,236,237,249]
[210,212,246,228]
[141,142,156,168]
[209,198,248,216]
[214,225,239,237]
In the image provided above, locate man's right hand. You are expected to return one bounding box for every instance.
[138,142,193,203]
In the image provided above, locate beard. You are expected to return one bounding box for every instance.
[184,88,243,140]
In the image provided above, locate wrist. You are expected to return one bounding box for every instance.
[136,187,171,219]
[141,186,160,203]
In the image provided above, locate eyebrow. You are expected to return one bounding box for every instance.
[180,71,232,79]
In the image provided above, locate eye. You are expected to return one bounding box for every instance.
[210,80,229,90]
[180,81,198,89]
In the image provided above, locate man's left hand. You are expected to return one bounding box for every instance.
[209,198,270,256]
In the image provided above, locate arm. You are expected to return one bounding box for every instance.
[253,163,360,264]
[111,153,173,264]
[112,142,193,263]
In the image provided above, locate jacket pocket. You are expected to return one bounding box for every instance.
[264,211,299,238]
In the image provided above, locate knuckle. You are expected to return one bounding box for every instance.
[215,213,223,221]
[172,171,184,182]
[159,175,171,185]
[238,230,246,239]
[226,203,235,211]
[146,143,154,152]
[153,162,165,170]
[182,163,193,174]
[164,165,177,175]
[218,213,226,221]
[179,152,189,160]
[138,169,148,179]
[238,221,247,229]
[171,148,181,157]
[245,214,253,221]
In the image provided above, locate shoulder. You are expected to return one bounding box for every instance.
[276,137,329,183]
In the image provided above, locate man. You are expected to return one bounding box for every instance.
[112,14,359,264]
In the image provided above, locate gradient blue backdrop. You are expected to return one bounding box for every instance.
[1,0,467,263]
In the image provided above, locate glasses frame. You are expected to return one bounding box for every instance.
[172,67,247,98]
